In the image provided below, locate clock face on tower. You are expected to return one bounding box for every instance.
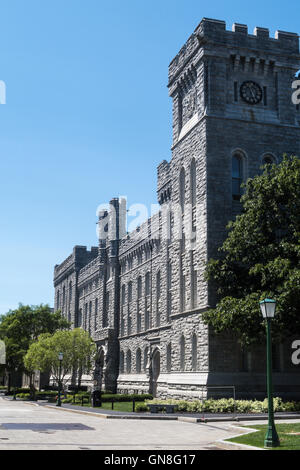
[240,81,263,105]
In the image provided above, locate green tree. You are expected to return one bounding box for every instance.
[24,329,96,389]
[0,304,70,393]
[203,155,300,346]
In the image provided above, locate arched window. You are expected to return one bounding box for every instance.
[190,158,196,206]
[179,167,186,212]
[128,282,132,303]
[156,271,161,327]
[136,348,141,373]
[69,282,72,304]
[95,298,98,331]
[126,350,132,374]
[192,334,197,371]
[121,285,126,305]
[167,262,172,321]
[137,277,142,299]
[166,343,172,372]
[120,351,125,374]
[144,347,149,371]
[180,335,185,371]
[167,207,172,245]
[145,272,150,296]
[56,290,60,311]
[89,301,92,333]
[232,153,243,201]
[62,286,66,309]
[103,292,109,327]
[262,153,276,165]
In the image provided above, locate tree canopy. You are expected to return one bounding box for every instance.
[24,329,96,386]
[203,155,300,346]
[0,304,70,374]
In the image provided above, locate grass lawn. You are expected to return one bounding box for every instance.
[69,401,140,412]
[227,423,300,450]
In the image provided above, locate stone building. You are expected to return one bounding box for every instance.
[54,18,300,399]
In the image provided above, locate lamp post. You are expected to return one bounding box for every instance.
[56,352,63,407]
[259,299,280,448]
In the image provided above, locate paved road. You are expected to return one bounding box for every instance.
[0,397,249,450]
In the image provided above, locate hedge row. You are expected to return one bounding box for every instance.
[62,393,153,404]
[144,397,300,413]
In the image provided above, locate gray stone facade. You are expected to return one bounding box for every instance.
[54,18,300,399]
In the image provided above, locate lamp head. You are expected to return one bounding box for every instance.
[260,298,276,319]
[58,352,63,361]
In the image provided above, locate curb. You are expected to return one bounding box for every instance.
[43,405,178,420]
[22,401,300,423]
[215,426,264,451]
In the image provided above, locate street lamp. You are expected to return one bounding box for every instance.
[259,298,280,448]
[56,352,63,407]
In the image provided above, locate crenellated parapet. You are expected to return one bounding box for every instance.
[168,18,299,88]
[54,245,98,286]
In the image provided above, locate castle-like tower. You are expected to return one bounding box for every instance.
[54,18,300,399]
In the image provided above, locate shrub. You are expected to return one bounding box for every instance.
[145,397,300,414]
[135,403,148,412]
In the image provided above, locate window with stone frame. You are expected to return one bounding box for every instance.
[191,333,198,371]
[232,153,244,201]
[89,301,92,333]
[156,270,161,327]
[136,348,142,373]
[179,167,186,212]
[180,335,185,371]
[103,292,109,328]
[126,350,132,374]
[94,298,98,331]
[167,261,172,321]
[145,272,150,296]
[190,158,197,207]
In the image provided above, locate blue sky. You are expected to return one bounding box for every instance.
[0,0,299,315]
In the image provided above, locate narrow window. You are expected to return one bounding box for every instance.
[156,271,161,327]
[62,286,66,309]
[145,272,150,296]
[69,282,72,304]
[136,348,141,374]
[180,336,185,371]
[192,334,197,371]
[262,154,275,165]
[128,282,132,303]
[167,262,172,321]
[95,298,98,331]
[179,167,186,212]
[232,154,243,201]
[126,350,132,374]
[190,158,196,206]
[103,292,109,327]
